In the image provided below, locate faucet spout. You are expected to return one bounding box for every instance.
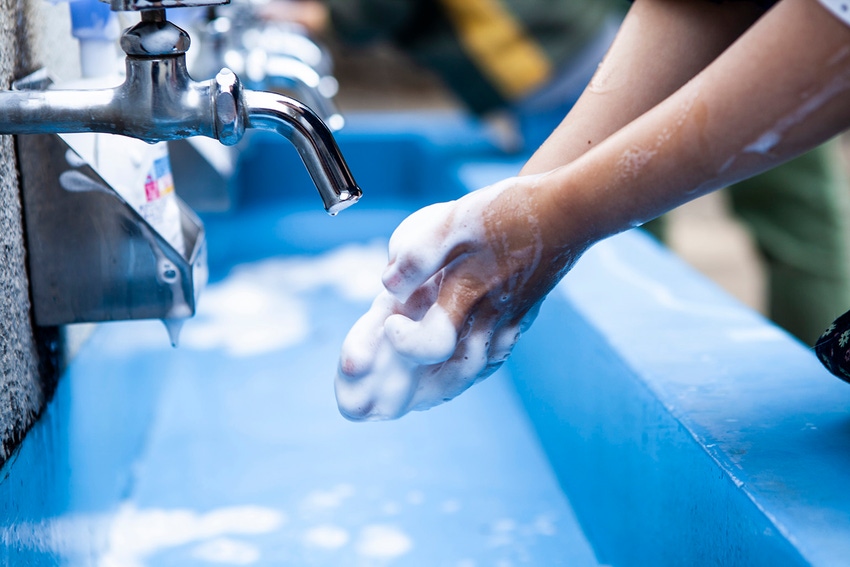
[243,89,361,215]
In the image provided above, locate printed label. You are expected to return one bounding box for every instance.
[145,155,175,202]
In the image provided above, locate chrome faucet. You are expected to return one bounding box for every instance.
[190,6,345,131]
[0,8,361,215]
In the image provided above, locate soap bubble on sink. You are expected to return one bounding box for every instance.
[302,525,350,549]
[6,501,287,565]
[180,278,309,357]
[190,537,259,564]
[179,242,388,357]
[354,524,412,559]
[299,484,355,513]
[247,240,387,302]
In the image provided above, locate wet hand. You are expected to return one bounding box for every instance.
[335,174,583,420]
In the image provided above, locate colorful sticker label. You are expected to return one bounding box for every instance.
[144,155,175,202]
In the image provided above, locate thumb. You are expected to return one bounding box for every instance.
[382,201,459,302]
[384,304,458,365]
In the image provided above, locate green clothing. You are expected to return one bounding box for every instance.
[729,140,850,344]
[645,141,850,345]
[325,0,619,115]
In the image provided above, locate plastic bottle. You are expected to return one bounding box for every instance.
[59,0,187,257]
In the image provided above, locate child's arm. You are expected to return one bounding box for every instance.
[337,0,850,420]
[522,0,765,173]
[544,0,850,244]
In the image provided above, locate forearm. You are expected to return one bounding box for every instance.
[521,0,765,174]
[542,0,850,245]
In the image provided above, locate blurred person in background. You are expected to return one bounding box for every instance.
[262,0,850,348]
[259,0,624,151]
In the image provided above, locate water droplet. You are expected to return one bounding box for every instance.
[162,317,185,347]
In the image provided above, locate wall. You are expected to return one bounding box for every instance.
[0,0,65,466]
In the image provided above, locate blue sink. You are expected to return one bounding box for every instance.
[1,110,849,566]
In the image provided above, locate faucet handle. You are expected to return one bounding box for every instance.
[213,69,245,146]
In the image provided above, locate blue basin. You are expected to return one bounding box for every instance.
[1,110,849,566]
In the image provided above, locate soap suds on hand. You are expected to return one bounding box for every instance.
[336,177,549,421]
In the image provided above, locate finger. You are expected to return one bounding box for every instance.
[384,304,457,365]
[407,316,494,412]
[337,291,396,379]
[395,271,442,320]
[366,274,490,416]
[382,201,457,302]
[401,269,501,413]
[335,338,418,421]
[404,290,546,412]
[387,262,489,356]
[336,290,423,421]
[380,271,453,363]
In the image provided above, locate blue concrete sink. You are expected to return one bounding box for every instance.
[2,111,849,566]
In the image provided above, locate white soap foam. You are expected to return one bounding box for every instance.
[4,504,285,567]
[181,277,309,356]
[179,241,387,357]
[743,64,850,157]
[101,504,284,566]
[300,484,355,513]
[190,537,260,564]
[303,525,350,549]
[617,146,658,179]
[354,524,413,559]
[336,177,549,420]
[384,304,457,364]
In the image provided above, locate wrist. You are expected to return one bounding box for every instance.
[534,165,617,255]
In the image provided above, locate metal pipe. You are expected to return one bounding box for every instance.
[244,89,360,215]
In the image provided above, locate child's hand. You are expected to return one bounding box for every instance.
[335,174,584,420]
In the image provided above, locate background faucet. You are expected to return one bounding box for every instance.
[189,3,345,132]
[0,7,360,215]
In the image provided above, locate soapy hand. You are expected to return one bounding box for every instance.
[335,174,583,420]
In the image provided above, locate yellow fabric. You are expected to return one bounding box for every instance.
[437,0,553,99]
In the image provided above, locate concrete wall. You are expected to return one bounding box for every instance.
[0,0,66,465]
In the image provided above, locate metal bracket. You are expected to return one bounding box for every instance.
[15,72,207,326]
